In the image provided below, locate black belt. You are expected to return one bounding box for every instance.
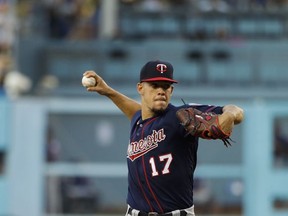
[128,207,187,216]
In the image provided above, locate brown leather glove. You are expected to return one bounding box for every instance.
[176,107,232,147]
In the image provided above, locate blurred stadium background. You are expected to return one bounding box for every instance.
[1,0,288,216]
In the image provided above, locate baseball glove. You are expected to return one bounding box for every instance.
[176,107,232,147]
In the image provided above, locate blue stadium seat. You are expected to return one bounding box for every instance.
[259,59,288,83]
[207,58,253,84]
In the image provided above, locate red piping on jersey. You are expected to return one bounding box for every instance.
[131,117,141,139]
[205,106,216,113]
[141,117,164,213]
[131,117,153,210]
[135,165,153,211]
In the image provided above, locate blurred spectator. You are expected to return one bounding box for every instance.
[274,120,288,167]
[268,0,288,10]
[194,178,213,205]
[61,175,99,213]
[0,0,16,53]
[0,52,31,99]
[0,151,4,174]
[46,126,61,162]
[3,69,32,99]
[0,0,16,95]
[68,0,101,40]
[0,1,31,98]
[59,159,100,213]
[167,0,188,8]
[42,0,101,40]
[19,1,46,37]
[37,74,60,95]
[46,126,62,213]
[136,0,169,12]
[248,0,288,10]
[0,54,10,90]
[192,0,231,13]
[121,0,138,5]
[249,0,268,9]
[43,0,81,39]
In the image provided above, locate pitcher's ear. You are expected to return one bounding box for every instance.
[137,82,143,94]
[171,85,174,95]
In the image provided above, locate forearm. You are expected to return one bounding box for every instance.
[104,87,141,120]
[83,71,141,120]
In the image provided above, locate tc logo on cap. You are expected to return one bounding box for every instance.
[140,60,178,83]
[156,64,167,73]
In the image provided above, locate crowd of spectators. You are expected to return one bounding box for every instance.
[1,0,288,97]
[42,0,101,40]
[0,0,32,98]
[13,0,288,41]
[0,0,15,94]
[121,0,288,12]
[16,0,101,40]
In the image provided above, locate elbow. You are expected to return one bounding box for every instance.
[233,106,244,125]
[223,104,244,125]
[235,108,244,124]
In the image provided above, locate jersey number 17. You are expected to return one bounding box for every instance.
[149,153,173,177]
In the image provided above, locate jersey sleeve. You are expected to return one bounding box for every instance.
[188,103,223,114]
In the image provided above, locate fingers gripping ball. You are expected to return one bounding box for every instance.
[82,76,96,88]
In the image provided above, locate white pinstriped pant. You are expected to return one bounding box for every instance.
[125,205,195,216]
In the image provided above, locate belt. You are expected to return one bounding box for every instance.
[128,207,187,216]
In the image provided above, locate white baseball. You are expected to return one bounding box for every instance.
[82,76,96,87]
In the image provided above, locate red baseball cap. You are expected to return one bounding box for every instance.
[140,60,178,83]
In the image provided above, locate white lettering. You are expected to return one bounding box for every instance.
[127,129,166,161]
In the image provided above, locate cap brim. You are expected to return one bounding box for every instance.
[141,77,178,83]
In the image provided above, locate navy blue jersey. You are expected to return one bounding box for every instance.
[126,103,223,213]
